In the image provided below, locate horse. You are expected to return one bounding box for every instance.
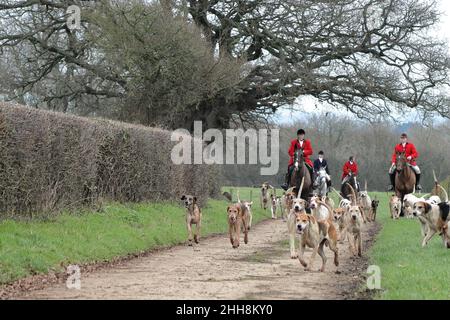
[314,167,328,198]
[394,151,416,216]
[289,148,312,201]
[341,171,359,201]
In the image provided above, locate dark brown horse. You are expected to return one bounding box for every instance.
[394,152,416,216]
[341,172,359,201]
[289,149,312,200]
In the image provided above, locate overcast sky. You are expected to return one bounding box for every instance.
[275,0,450,125]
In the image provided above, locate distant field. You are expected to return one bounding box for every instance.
[0,190,271,285]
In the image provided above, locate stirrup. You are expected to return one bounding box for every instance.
[416,184,422,191]
[387,185,394,191]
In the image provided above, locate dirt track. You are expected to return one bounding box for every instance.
[19,219,378,300]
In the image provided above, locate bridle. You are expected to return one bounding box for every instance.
[396,153,408,174]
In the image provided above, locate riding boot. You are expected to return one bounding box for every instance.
[387,173,395,191]
[415,173,422,191]
[307,165,314,180]
[281,168,291,191]
[327,180,331,193]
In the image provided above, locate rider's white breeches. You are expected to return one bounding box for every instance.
[389,164,421,174]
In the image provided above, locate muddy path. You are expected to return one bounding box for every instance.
[18,219,379,300]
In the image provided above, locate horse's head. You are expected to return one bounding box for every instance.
[317,168,328,186]
[395,152,407,172]
[318,167,327,177]
[294,148,304,163]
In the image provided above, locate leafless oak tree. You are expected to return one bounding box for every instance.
[1,0,449,130]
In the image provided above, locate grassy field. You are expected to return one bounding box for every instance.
[283,189,450,299]
[367,192,450,300]
[0,188,270,285]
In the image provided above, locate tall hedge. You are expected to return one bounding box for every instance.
[0,103,220,218]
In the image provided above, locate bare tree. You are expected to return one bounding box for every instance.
[1,0,450,130]
[224,115,450,192]
[0,0,242,128]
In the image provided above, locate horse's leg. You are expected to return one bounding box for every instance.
[399,196,403,217]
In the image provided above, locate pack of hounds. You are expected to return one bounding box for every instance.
[389,171,450,249]
[179,177,450,273]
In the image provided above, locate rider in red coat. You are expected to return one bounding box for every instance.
[342,158,359,180]
[281,129,314,191]
[288,137,313,167]
[341,156,360,193]
[388,133,421,191]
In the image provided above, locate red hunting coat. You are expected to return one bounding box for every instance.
[391,142,419,166]
[342,161,358,179]
[288,139,313,167]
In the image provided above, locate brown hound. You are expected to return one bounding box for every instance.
[227,203,249,248]
[180,195,202,246]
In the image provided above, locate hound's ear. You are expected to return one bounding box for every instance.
[193,196,197,203]
[249,201,253,206]
[424,202,432,214]
[180,195,186,200]
[226,205,231,212]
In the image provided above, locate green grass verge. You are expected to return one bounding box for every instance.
[0,187,270,285]
[367,192,450,300]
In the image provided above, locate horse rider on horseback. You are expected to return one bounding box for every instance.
[313,151,331,192]
[388,133,422,191]
[281,129,314,191]
[341,156,359,191]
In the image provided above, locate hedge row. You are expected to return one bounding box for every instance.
[0,103,220,218]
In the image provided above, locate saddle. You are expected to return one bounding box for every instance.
[341,175,360,193]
